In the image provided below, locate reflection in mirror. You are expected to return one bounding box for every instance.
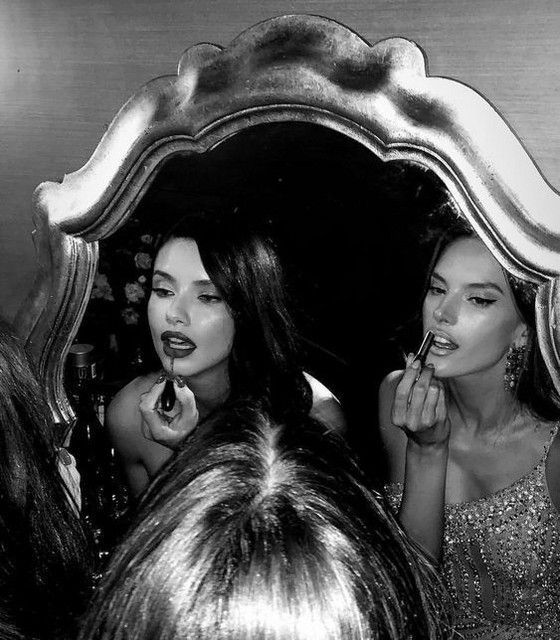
[381,211,560,638]
[73,122,454,478]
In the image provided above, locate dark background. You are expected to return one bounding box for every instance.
[77,122,450,477]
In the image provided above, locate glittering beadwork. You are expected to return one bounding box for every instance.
[504,345,527,391]
[385,425,560,640]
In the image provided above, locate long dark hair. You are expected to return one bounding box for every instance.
[424,214,560,421]
[153,212,312,422]
[0,319,93,639]
[79,401,450,640]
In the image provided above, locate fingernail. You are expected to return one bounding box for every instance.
[175,376,186,388]
[156,374,166,384]
[412,360,420,370]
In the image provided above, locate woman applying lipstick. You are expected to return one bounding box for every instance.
[378,217,560,639]
[107,213,346,497]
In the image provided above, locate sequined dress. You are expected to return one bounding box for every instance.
[385,425,560,640]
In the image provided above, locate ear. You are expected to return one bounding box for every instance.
[512,322,530,348]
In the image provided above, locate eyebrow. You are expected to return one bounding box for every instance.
[152,271,215,287]
[431,272,505,295]
[152,269,175,284]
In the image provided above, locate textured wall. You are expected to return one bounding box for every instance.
[1,0,559,320]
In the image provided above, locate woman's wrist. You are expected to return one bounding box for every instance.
[406,437,449,459]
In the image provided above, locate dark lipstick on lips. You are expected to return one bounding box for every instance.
[161,331,196,359]
[414,330,435,366]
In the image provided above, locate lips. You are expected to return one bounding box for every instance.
[430,331,459,354]
[161,331,196,358]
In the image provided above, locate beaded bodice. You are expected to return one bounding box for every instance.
[385,426,560,640]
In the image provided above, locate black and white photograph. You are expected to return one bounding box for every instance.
[1,2,560,638]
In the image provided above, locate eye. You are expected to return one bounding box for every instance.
[198,294,222,303]
[151,286,173,298]
[427,285,445,296]
[469,296,497,307]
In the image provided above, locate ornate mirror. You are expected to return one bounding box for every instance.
[16,14,560,446]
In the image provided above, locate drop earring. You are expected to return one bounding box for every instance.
[504,344,526,391]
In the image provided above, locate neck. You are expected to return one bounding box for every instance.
[185,365,231,417]
[447,367,521,434]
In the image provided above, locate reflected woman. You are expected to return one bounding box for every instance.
[108,213,346,496]
[379,217,560,639]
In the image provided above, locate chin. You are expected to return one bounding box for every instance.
[174,357,229,380]
[427,358,455,378]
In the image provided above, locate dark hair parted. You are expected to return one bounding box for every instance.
[425,213,560,421]
[80,402,450,640]
[154,213,312,422]
[0,319,93,639]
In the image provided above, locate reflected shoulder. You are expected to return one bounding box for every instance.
[304,371,339,403]
[378,369,404,424]
[106,373,158,447]
[378,370,408,472]
[379,370,404,399]
[304,371,347,434]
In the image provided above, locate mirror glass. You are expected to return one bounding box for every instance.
[74,121,464,463]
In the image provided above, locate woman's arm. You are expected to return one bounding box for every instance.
[107,375,201,497]
[378,360,449,562]
[106,384,154,497]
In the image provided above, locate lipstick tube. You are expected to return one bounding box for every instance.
[414,330,435,366]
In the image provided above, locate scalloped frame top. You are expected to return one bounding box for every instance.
[19,13,560,430]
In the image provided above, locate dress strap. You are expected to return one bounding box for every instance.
[542,422,560,460]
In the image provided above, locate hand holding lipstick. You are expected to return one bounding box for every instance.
[139,374,199,450]
[391,333,450,448]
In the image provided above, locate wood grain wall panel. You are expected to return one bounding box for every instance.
[1,0,559,320]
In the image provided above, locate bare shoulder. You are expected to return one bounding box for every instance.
[378,370,402,427]
[106,372,158,462]
[378,370,408,482]
[304,372,347,434]
[107,371,175,496]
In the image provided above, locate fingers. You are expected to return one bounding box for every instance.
[434,380,448,424]
[138,377,166,419]
[406,364,435,430]
[392,358,422,425]
[392,357,435,427]
[170,377,199,431]
[420,382,440,426]
[139,375,199,449]
[138,378,166,442]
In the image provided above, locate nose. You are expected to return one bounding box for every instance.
[166,294,191,326]
[433,295,458,325]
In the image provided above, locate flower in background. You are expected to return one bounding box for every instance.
[121,307,140,325]
[91,272,115,301]
[134,252,152,270]
[124,282,145,304]
[138,275,147,284]
[140,234,153,245]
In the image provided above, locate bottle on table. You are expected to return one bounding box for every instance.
[66,343,128,563]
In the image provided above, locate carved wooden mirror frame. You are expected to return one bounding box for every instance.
[17,14,560,435]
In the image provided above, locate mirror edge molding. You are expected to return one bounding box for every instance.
[14,13,560,432]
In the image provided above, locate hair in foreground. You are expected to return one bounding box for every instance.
[423,213,560,421]
[153,212,312,422]
[81,402,449,640]
[0,319,92,639]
